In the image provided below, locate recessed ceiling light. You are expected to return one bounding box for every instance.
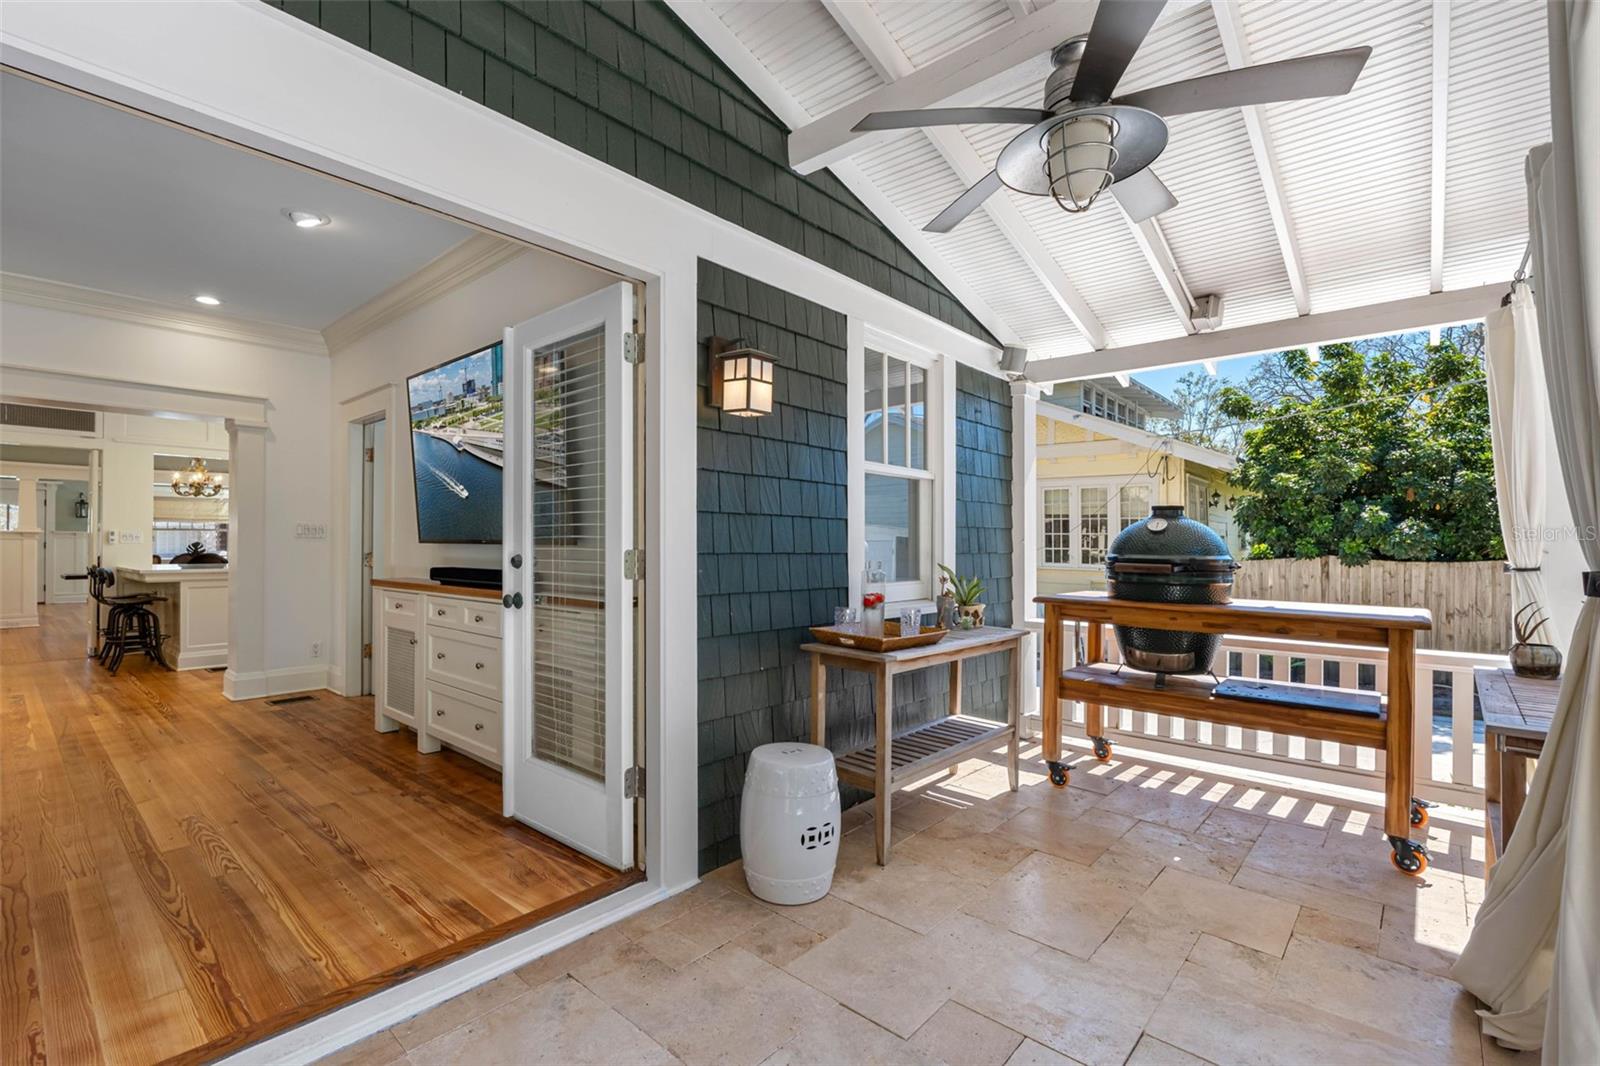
[282,208,331,229]
[193,294,222,306]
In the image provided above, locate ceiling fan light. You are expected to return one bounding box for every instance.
[1045,114,1119,213]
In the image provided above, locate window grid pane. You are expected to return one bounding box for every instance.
[865,472,922,586]
[908,363,926,470]
[865,349,884,464]
[1080,487,1108,565]
[1043,488,1071,565]
[886,356,907,466]
[1119,485,1150,530]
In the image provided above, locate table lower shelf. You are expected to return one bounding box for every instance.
[835,714,1011,792]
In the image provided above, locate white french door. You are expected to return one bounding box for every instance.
[502,283,635,869]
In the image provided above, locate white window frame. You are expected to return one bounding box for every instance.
[1186,473,1212,524]
[1038,476,1159,570]
[849,323,952,611]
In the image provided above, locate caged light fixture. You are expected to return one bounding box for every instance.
[171,457,225,498]
[707,336,775,417]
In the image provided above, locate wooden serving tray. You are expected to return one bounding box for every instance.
[808,621,948,653]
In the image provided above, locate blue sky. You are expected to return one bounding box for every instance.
[408,344,500,405]
[1132,352,1270,398]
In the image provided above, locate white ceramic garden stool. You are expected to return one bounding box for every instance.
[740,742,840,905]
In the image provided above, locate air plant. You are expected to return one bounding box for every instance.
[1513,603,1550,646]
[937,565,985,607]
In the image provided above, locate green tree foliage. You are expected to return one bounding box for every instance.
[1219,335,1502,565]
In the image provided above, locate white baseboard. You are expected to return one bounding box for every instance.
[223,664,331,701]
[216,878,677,1065]
[0,614,40,629]
[176,647,229,671]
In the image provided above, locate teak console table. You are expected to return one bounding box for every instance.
[1035,592,1436,875]
[1475,665,1557,869]
[804,626,1026,865]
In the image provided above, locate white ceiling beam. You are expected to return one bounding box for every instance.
[1004,0,1034,19]
[1210,0,1310,316]
[1024,284,1503,383]
[1202,359,1218,375]
[789,1,1096,174]
[1123,212,1197,333]
[1428,1,1451,292]
[664,0,1019,347]
[819,0,1109,350]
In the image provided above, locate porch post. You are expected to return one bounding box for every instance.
[1011,379,1040,723]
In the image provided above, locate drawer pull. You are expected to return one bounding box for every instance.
[436,608,447,617]
[474,722,484,732]
[475,662,485,670]
[436,652,446,660]
[409,637,417,646]
[435,709,445,717]
[474,614,484,623]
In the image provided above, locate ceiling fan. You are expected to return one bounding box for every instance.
[851,0,1372,233]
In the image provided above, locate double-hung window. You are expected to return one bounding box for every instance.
[863,347,935,604]
[1039,477,1155,568]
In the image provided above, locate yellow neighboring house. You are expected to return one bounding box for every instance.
[1037,378,1242,597]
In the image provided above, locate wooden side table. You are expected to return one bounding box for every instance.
[803,626,1027,865]
[1475,666,1558,867]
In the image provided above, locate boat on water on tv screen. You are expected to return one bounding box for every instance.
[407,342,505,544]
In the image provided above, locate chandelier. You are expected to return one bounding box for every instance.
[171,458,225,498]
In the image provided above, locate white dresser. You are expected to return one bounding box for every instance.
[373,578,504,767]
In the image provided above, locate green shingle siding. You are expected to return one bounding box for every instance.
[268,0,995,345]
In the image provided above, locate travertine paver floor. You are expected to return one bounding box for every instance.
[319,742,1541,1066]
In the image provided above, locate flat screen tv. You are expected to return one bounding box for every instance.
[406,342,505,544]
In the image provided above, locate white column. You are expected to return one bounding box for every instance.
[15,476,39,530]
[1011,379,1040,721]
[223,420,268,700]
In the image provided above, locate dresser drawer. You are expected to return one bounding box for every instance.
[424,626,500,699]
[424,596,502,637]
[424,682,500,765]
[381,591,419,618]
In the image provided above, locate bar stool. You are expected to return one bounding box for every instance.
[88,567,169,673]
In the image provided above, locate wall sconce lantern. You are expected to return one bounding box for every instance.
[1225,495,1238,511]
[1209,490,1222,510]
[708,336,775,417]
[73,492,89,519]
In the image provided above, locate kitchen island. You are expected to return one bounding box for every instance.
[113,564,230,669]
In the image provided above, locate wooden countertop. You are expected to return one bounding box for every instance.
[372,576,503,601]
[1035,591,1432,630]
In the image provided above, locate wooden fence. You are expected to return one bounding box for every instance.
[1231,557,1510,654]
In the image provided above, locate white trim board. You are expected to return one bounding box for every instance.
[221,664,331,702]
[213,880,676,1066]
[0,272,327,355]
[0,363,271,427]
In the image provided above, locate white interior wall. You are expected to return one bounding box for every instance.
[329,248,614,571]
[0,299,333,679]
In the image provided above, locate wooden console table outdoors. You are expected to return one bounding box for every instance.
[804,626,1027,865]
[1475,666,1557,869]
[1036,592,1436,874]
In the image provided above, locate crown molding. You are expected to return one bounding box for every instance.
[321,234,524,354]
[0,273,328,355]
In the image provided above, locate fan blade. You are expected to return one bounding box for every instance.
[853,107,1054,133]
[1071,0,1169,103]
[1114,46,1372,116]
[1110,168,1177,222]
[925,171,1004,233]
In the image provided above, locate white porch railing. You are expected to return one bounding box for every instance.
[1020,619,1497,809]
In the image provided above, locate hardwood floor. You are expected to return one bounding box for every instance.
[1,605,636,1066]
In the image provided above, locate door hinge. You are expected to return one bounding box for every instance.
[364,447,375,463]
[623,548,644,581]
[623,332,644,364]
[623,765,645,799]
[361,642,372,659]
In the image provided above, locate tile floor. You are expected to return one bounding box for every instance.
[321,743,1540,1066]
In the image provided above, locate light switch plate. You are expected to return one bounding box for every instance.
[294,522,328,540]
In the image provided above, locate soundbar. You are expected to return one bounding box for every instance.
[428,566,502,590]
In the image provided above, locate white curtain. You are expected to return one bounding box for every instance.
[1451,4,1600,1059]
[1484,287,1556,648]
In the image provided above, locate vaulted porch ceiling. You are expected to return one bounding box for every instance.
[670,0,1549,374]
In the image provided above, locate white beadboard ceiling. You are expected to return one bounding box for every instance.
[682,0,1550,364]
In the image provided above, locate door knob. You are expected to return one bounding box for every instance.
[503,592,524,609]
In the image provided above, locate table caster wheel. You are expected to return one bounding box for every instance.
[1047,760,1069,789]
[1092,736,1113,762]
[1410,797,1434,829]
[1388,836,1429,877]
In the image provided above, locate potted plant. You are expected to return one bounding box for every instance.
[937,565,986,628]
[1509,603,1562,679]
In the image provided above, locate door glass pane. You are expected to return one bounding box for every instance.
[1118,485,1150,530]
[1080,487,1108,565]
[865,473,922,585]
[864,348,884,463]
[908,363,926,470]
[533,327,606,780]
[1043,488,1071,564]
[886,356,907,466]
[1187,478,1210,522]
